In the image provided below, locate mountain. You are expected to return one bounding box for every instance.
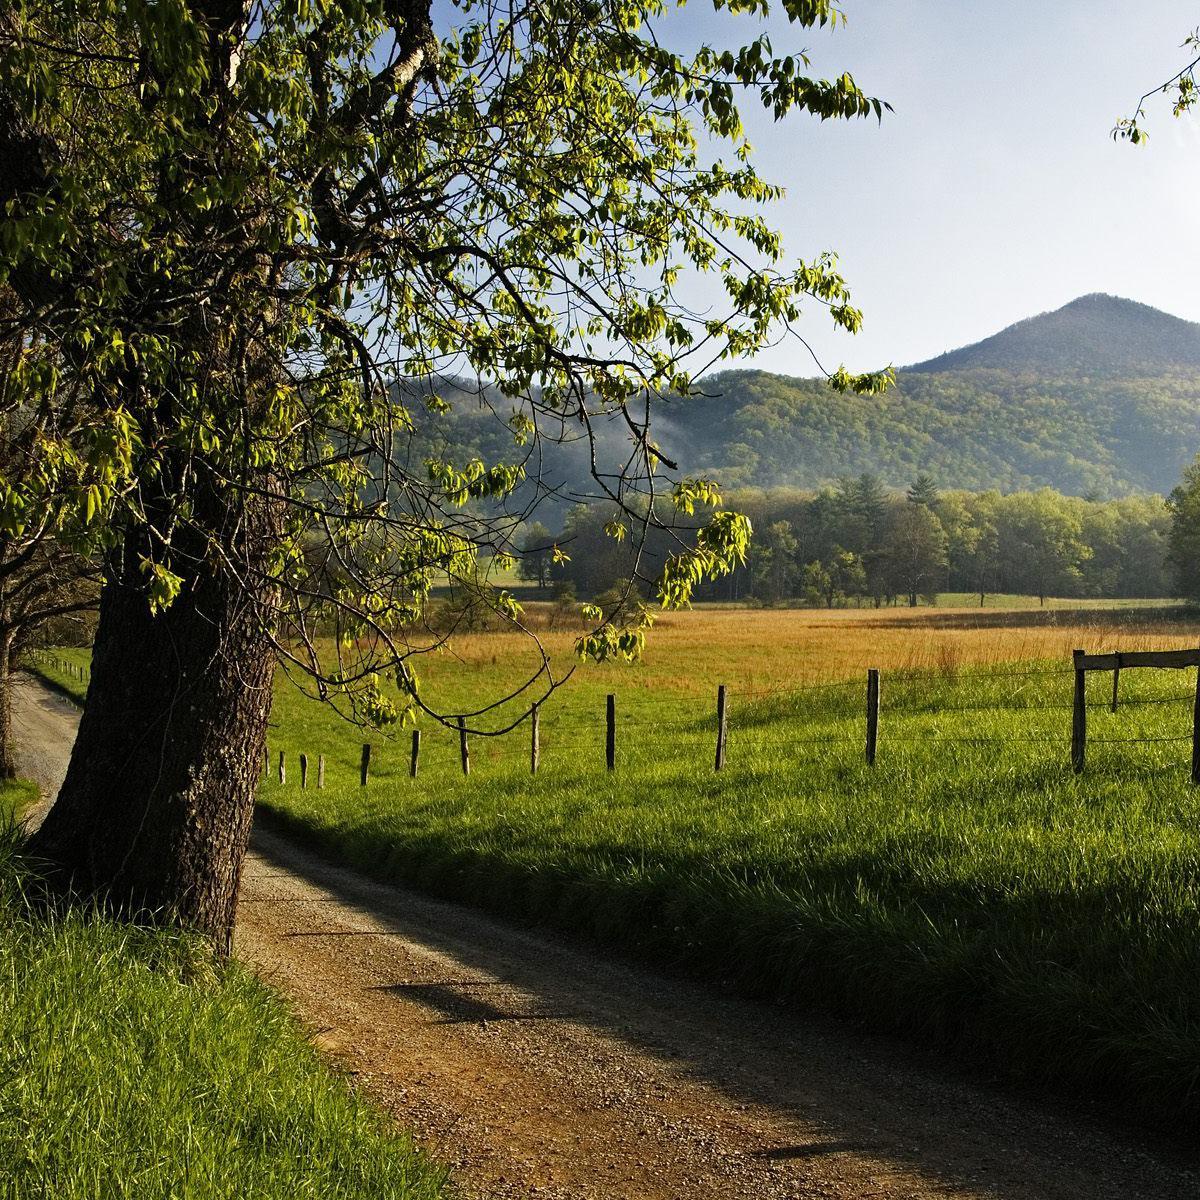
[407,295,1200,502]
[907,293,1200,375]
[661,295,1200,496]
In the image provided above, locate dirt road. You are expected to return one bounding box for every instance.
[13,675,1199,1200]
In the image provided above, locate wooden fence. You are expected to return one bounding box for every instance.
[263,647,1200,789]
[31,645,1200,788]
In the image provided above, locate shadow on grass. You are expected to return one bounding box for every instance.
[248,816,1200,1200]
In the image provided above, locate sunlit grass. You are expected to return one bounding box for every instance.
[0,780,38,826]
[256,604,1200,1127]
[36,604,1200,1125]
[0,829,450,1200]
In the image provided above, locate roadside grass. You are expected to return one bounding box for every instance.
[0,780,38,825]
[253,604,1200,1129]
[0,828,451,1200]
[23,647,89,706]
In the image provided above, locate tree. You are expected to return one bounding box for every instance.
[802,560,835,608]
[515,522,555,591]
[995,491,1089,605]
[906,474,940,507]
[802,548,864,608]
[1168,456,1200,601]
[2,0,889,941]
[748,520,798,603]
[883,502,947,607]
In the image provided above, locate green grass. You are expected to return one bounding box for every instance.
[0,831,451,1200]
[23,647,90,705]
[934,593,1185,610]
[40,625,1200,1126]
[255,647,1200,1130]
[0,779,38,825]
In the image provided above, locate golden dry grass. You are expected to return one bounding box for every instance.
[432,602,1200,702]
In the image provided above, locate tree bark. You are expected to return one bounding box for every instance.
[29,490,277,950]
[0,628,15,780]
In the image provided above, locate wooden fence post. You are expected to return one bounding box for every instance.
[1072,649,1087,774]
[299,753,308,789]
[865,668,879,766]
[606,693,615,771]
[410,728,421,778]
[1192,658,1200,786]
[458,717,470,775]
[360,743,371,786]
[714,684,727,771]
[317,754,325,789]
[531,703,540,775]
[1111,652,1121,714]
[277,750,286,785]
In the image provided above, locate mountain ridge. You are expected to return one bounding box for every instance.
[904,293,1200,375]
[411,295,1200,500]
[667,294,1200,495]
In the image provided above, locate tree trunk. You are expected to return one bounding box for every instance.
[29,495,277,950]
[0,628,15,780]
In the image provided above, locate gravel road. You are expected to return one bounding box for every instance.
[12,675,1199,1199]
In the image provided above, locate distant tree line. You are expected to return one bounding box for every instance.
[521,475,1175,607]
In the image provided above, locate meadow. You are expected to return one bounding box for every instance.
[33,600,1200,1128]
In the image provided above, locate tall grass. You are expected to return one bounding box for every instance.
[253,606,1200,1130]
[0,830,450,1200]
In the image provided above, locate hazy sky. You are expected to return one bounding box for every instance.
[659,2,1200,376]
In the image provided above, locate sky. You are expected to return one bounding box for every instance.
[656,1,1200,376]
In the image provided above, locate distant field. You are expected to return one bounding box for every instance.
[34,602,1200,1127]
[933,592,1184,610]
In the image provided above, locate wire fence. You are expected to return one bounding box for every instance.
[265,657,1200,787]
[26,647,1200,788]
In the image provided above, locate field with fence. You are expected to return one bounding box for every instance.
[31,601,1200,1127]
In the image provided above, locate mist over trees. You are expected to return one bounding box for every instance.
[541,479,1173,607]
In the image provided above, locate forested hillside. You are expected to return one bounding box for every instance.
[407,295,1200,499]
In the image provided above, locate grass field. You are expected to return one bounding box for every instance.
[0,827,451,1200]
[33,601,1200,1128]
[242,602,1200,1129]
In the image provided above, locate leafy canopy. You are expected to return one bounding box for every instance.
[0,0,888,727]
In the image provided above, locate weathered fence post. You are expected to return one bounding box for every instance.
[299,753,308,789]
[1111,652,1121,714]
[458,717,470,776]
[1192,658,1200,786]
[317,754,325,789]
[865,668,880,766]
[410,728,421,778]
[1072,649,1087,774]
[531,703,540,775]
[606,693,616,771]
[278,750,286,785]
[360,743,371,786]
[714,684,728,771]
